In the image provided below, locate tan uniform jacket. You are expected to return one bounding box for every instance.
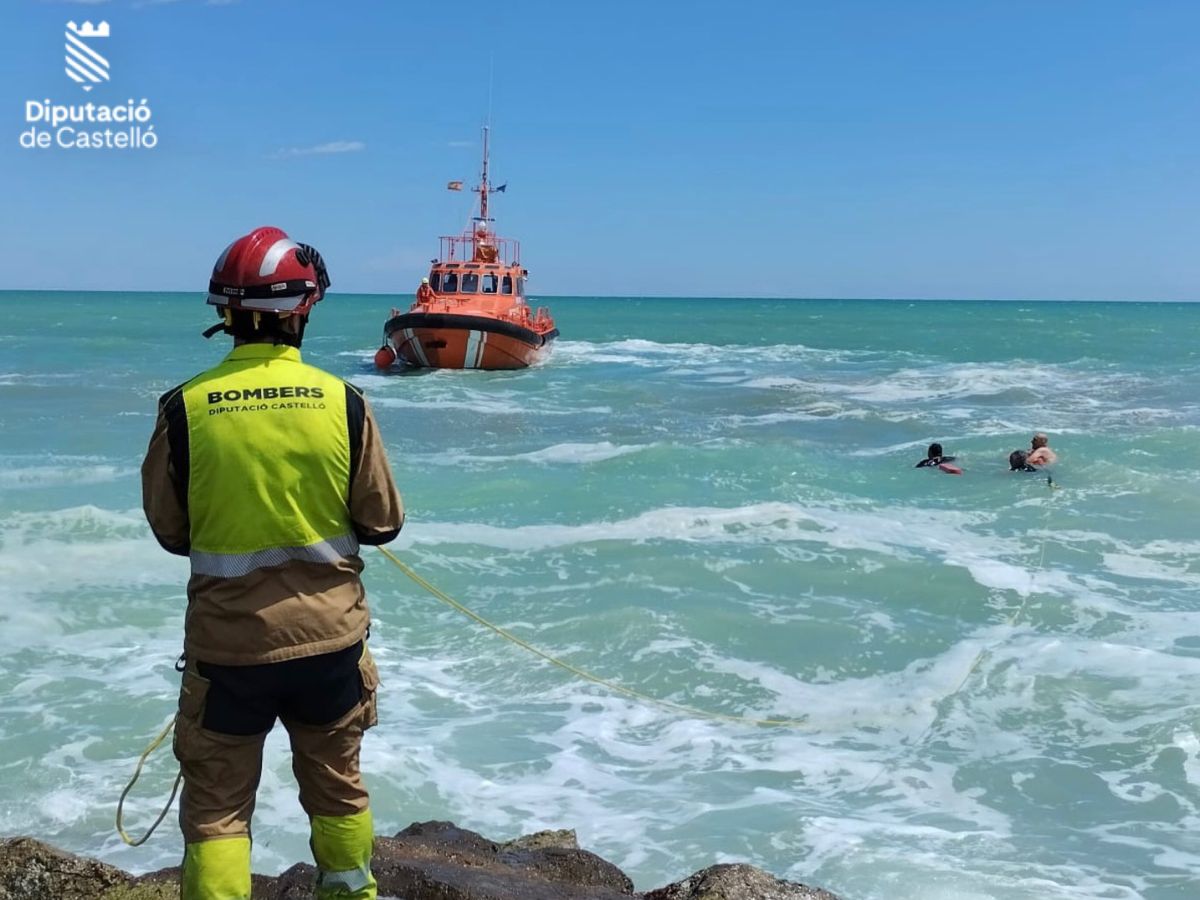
[142,364,403,666]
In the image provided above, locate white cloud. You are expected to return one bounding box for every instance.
[136,0,238,6]
[271,140,366,159]
[126,0,239,6]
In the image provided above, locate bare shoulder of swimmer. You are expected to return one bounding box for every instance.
[1028,447,1057,465]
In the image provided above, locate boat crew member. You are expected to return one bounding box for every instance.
[1026,432,1058,466]
[915,442,956,468]
[141,226,404,900]
[416,276,434,303]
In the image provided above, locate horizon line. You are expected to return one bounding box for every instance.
[0,289,1197,303]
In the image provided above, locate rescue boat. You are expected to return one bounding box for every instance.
[374,127,557,370]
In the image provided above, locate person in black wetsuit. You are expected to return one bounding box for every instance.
[915,442,956,468]
[1009,449,1038,472]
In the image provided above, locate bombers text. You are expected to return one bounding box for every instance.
[208,386,326,403]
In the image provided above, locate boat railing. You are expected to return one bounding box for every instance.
[396,297,552,329]
[439,233,520,265]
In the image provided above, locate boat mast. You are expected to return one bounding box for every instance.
[476,125,490,225]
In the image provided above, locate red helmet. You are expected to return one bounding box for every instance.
[207,226,330,316]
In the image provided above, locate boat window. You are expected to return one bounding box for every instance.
[481,274,498,293]
[516,277,526,296]
[428,272,441,291]
[501,275,513,294]
[441,272,458,293]
[461,273,479,293]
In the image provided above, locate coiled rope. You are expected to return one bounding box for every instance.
[115,716,180,846]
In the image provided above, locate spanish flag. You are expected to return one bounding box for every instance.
[447,180,464,191]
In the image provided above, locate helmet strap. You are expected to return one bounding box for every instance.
[205,309,302,347]
[201,308,235,340]
[200,307,309,347]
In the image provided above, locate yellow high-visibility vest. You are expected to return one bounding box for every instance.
[164,343,361,577]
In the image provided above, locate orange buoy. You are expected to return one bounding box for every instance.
[373,345,397,370]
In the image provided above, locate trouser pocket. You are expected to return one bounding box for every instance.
[357,645,380,731]
[177,666,210,723]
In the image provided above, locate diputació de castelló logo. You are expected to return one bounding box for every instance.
[65,20,110,91]
[19,20,158,151]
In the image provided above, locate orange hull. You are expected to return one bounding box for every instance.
[383,312,557,370]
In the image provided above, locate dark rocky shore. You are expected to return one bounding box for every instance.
[0,821,842,900]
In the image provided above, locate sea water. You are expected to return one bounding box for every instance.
[1,293,1198,899]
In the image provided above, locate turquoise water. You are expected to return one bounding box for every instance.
[1,292,1199,899]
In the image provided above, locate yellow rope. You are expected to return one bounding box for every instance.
[113,549,807,853]
[116,715,181,846]
[120,491,1061,846]
[376,545,810,729]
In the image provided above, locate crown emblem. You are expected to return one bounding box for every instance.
[67,21,111,38]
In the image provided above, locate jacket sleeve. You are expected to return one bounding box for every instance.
[349,397,404,545]
[141,397,191,556]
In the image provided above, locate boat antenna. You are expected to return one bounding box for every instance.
[475,54,494,229]
[487,54,494,131]
[476,55,495,227]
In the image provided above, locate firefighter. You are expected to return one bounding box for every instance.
[142,226,404,899]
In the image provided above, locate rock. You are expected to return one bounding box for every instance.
[100,885,179,899]
[0,837,129,900]
[371,820,635,898]
[133,865,281,899]
[643,863,841,900]
[0,825,842,900]
[501,828,579,851]
[264,864,319,900]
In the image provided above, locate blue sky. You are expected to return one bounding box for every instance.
[2,0,1198,299]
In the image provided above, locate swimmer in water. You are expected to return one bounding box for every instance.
[1009,449,1038,472]
[915,442,956,468]
[1026,432,1057,466]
